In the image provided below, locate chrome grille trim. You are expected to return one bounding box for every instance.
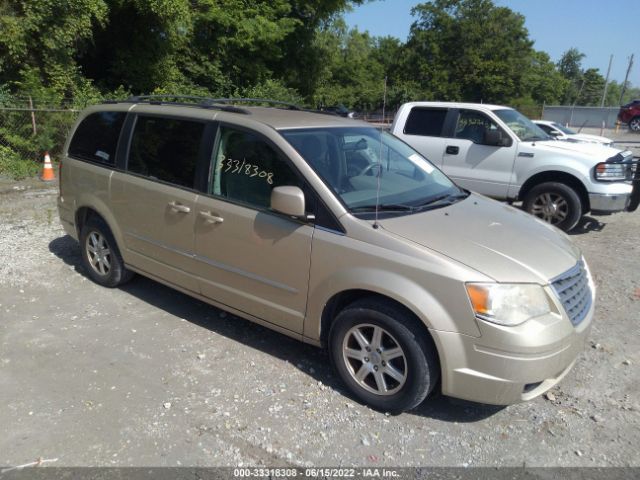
[551,261,592,326]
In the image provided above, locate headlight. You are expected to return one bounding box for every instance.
[466,283,551,326]
[595,162,629,181]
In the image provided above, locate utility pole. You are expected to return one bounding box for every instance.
[600,54,613,107]
[618,54,634,105]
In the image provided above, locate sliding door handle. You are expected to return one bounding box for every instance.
[168,201,191,213]
[199,211,224,224]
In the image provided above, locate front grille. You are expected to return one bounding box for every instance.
[551,261,592,326]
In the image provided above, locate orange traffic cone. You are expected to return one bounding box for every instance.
[41,151,55,182]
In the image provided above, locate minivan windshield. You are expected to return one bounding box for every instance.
[494,109,551,142]
[281,127,466,215]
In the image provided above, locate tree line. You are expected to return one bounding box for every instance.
[1,0,637,111]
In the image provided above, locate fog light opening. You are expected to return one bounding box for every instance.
[523,381,543,393]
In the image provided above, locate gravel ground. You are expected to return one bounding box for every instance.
[0,177,638,468]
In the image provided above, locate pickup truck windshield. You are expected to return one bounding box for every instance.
[494,109,551,142]
[281,127,464,214]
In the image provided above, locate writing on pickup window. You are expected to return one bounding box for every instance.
[218,156,274,185]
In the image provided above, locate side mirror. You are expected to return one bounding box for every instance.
[271,186,307,218]
[549,130,562,137]
[483,130,510,147]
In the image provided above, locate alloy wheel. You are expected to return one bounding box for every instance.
[86,231,112,276]
[342,323,408,395]
[530,192,569,224]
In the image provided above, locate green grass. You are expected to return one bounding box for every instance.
[0,146,41,179]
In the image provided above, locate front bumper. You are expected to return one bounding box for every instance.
[589,192,631,213]
[432,291,594,405]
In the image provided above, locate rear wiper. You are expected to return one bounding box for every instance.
[351,203,415,213]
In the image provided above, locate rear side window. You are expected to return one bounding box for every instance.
[404,108,447,136]
[128,116,205,189]
[68,112,126,165]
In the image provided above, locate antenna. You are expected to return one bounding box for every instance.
[373,76,388,230]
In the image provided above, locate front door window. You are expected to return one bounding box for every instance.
[210,127,301,209]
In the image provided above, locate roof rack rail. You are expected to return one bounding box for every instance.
[207,98,303,110]
[113,95,250,114]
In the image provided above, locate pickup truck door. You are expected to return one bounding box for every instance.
[393,107,448,167]
[440,109,517,198]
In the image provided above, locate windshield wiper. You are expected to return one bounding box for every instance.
[415,191,469,210]
[351,203,415,213]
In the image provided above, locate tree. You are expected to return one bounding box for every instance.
[576,68,605,106]
[557,48,585,104]
[0,0,107,97]
[312,20,387,110]
[403,0,534,103]
[521,50,567,105]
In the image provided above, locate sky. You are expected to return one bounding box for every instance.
[344,0,640,84]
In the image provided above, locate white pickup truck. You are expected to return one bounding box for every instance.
[391,102,638,231]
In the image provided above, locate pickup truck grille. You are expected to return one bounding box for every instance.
[551,261,592,326]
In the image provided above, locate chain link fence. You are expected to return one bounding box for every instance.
[0,98,79,178]
[0,105,79,161]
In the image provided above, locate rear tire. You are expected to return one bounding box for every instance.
[523,182,582,232]
[329,298,439,413]
[79,216,133,287]
[629,117,640,132]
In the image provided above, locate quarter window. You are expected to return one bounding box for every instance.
[68,111,126,165]
[210,127,301,209]
[404,108,447,136]
[128,116,204,188]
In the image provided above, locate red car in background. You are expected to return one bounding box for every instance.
[618,100,640,131]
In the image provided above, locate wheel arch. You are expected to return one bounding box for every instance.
[318,289,443,365]
[519,171,591,212]
[73,199,126,258]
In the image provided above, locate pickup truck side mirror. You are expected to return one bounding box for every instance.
[483,130,511,147]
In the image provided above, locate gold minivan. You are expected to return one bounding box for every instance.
[58,97,595,412]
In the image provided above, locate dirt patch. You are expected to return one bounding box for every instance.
[0,186,638,467]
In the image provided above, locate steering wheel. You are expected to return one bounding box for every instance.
[359,163,383,176]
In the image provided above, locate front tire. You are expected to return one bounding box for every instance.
[79,216,133,287]
[329,298,439,413]
[629,117,640,132]
[523,182,582,232]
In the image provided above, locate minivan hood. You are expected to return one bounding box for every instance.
[527,140,622,160]
[379,194,580,284]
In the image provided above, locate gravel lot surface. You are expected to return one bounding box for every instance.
[0,177,638,468]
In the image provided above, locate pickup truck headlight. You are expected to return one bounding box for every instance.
[466,283,551,326]
[595,162,628,181]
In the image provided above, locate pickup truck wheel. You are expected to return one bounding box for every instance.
[329,298,439,413]
[80,217,134,287]
[523,182,582,231]
[629,117,640,132]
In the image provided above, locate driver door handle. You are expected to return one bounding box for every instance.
[445,145,459,155]
[199,211,224,224]
[168,201,191,213]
